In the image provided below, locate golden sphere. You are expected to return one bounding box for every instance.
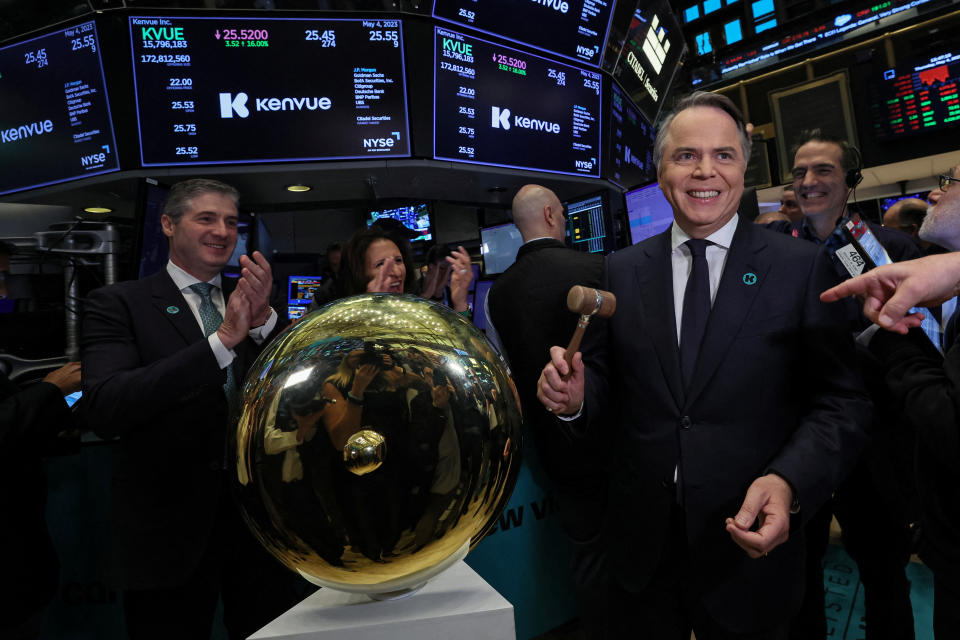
[233,294,522,595]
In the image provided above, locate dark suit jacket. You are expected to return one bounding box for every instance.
[0,375,71,626]
[487,238,605,539]
[870,327,960,578]
[80,269,274,590]
[574,218,871,633]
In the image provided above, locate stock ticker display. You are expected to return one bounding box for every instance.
[870,51,960,139]
[433,27,602,177]
[0,20,119,195]
[129,16,410,166]
[607,82,655,189]
[431,0,615,67]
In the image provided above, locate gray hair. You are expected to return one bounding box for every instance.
[162,178,239,223]
[653,91,752,169]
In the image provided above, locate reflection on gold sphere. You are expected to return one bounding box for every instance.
[233,294,522,595]
[343,429,386,476]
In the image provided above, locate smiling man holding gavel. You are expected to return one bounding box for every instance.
[537,92,871,639]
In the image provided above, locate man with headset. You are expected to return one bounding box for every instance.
[785,131,922,639]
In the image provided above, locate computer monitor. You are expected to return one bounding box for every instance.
[287,275,323,320]
[473,280,494,331]
[367,203,432,242]
[566,193,609,253]
[625,183,674,244]
[480,223,524,276]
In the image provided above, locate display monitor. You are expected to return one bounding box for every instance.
[287,275,323,320]
[566,193,608,253]
[433,26,602,177]
[473,279,494,331]
[625,183,673,244]
[431,0,615,67]
[480,223,524,276]
[607,82,656,189]
[870,51,960,140]
[137,181,171,279]
[880,193,928,212]
[366,203,432,242]
[0,20,119,195]
[611,0,686,124]
[129,16,410,166]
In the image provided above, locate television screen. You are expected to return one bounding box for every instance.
[367,203,432,242]
[287,305,309,321]
[480,223,524,275]
[288,275,323,305]
[473,279,494,331]
[431,0,615,67]
[567,194,608,253]
[129,16,410,166]
[611,0,686,124]
[870,51,960,140]
[880,193,928,212]
[137,182,171,279]
[607,82,656,189]
[0,20,119,195]
[433,26,602,177]
[625,183,673,244]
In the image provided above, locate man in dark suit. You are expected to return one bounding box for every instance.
[786,132,923,640]
[822,165,960,638]
[485,184,606,638]
[80,179,298,639]
[538,92,871,637]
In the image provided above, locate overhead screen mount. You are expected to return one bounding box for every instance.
[129,16,411,166]
[433,26,603,177]
[0,20,120,196]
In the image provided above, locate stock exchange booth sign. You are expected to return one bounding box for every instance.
[129,16,411,166]
[0,21,119,196]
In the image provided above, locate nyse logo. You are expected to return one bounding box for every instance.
[642,15,671,75]
[363,137,395,148]
[575,159,594,170]
[81,152,106,166]
[219,92,249,118]
[490,106,560,134]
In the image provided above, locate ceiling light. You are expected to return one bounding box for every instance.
[84,206,112,214]
[286,184,312,193]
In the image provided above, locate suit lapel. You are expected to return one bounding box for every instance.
[685,218,770,407]
[151,270,204,345]
[637,229,685,409]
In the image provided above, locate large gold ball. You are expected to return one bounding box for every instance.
[233,294,522,595]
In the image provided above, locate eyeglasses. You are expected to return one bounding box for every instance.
[939,174,960,192]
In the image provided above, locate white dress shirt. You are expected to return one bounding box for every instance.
[670,213,739,343]
[166,261,277,370]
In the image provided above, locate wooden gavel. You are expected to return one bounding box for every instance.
[562,285,617,375]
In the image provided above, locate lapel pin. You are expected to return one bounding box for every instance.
[742,273,757,286]
[166,305,180,314]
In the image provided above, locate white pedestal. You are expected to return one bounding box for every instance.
[249,561,516,640]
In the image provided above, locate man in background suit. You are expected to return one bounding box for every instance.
[538,92,871,637]
[485,184,606,639]
[822,163,960,638]
[80,179,298,639]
